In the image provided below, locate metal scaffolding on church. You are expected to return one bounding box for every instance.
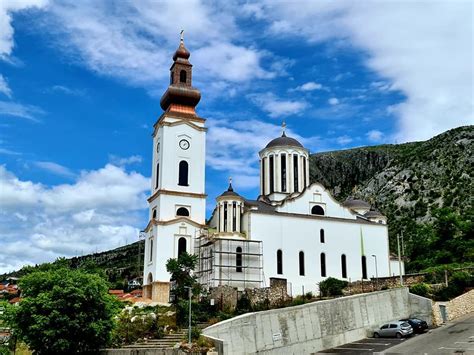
[194,229,264,290]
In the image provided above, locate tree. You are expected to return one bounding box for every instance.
[166,252,199,304]
[319,277,348,297]
[6,268,120,354]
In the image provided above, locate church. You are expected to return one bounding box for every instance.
[143,37,397,303]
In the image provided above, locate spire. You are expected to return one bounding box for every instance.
[228,177,234,192]
[281,121,287,137]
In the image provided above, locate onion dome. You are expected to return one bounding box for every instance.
[343,197,371,210]
[265,131,304,149]
[173,40,190,61]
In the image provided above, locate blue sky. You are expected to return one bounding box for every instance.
[0,1,472,273]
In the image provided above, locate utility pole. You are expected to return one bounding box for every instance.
[372,254,378,290]
[397,233,403,286]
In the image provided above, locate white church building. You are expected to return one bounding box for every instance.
[143,37,398,302]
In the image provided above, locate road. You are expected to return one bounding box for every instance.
[317,313,474,354]
[383,312,474,354]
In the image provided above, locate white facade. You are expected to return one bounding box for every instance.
[144,38,396,299]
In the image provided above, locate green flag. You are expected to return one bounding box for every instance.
[360,227,365,256]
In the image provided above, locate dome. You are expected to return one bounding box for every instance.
[265,132,304,149]
[173,40,190,61]
[364,209,385,218]
[343,198,371,209]
[219,182,240,198]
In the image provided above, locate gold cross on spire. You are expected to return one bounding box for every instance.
[282,121,287,136]
[180,30,184,42]
[229,176,232,185]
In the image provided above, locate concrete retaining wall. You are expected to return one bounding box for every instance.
[203,288,432,354]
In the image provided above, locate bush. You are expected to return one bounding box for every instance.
[6,268,121,354]
[235,293,252,315]
[319,277,348,297]
[409,283,430,297]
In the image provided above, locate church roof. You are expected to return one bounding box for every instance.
[219,182,240,198]
[343,198,371,209]
[364,209,385,218]
[265,132,304,149]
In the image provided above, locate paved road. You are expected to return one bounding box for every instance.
[317,336,410,353]
[383,313,474,354]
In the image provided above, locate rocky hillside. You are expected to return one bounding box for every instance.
[310,125,473,259]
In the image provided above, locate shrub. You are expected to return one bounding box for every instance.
[235,293,252,315]
[319,277,348,297]
[409,283,430,297]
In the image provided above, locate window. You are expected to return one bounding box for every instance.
[341,254,347,278]
[178,160,189,186]
[261,158,266,194]
[293,154,299,191]
[281,154,286,192]
[155,163,160,188]
[299,251,305,276]
[178,237,187,257]
[218,204,222,231]
[320,229,325,243]
[303,158,306,187]
[236,247,242,272]
[311,205,325,215]
[223,202,228,232]
[147,272,153,285]
[180,70,187,83]
[269,155,275,193]
[277,249,283,274]
[381,324,389,330]
[232,202,237,232]
[149,239,153,262]
[170,72,173,84]
[152,209,157,219]
[176,207,189,217]
[361,255,368,279]
[389,324,397,329]
[320,253,326,277]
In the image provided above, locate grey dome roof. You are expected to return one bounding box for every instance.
[364,209,385,218]
[265,132,304,149]
[343,198,371,209]
[219,182,240,198]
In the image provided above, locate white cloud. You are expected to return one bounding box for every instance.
[295,81,323,91]
[109,154,143,167]
[366,129,384,142]
[33,161,75,178]
[0,164,149,273]
[0,100,44,121]
[336,135,352,145]
[249,93,308,118]
[0,75,11,97]
[261,1,474,141]
[328,97,339,105]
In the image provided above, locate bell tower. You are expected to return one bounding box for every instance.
[143,33,207,302]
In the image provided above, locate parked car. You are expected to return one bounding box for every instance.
[373,321,413,338]
[399,318,428,333]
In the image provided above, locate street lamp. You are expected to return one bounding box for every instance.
[371,254,378,290]
[184,286,192,345]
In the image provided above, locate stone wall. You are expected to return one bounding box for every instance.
[432,289,474,326]
[344,274,425,295]
[209,285,239,312]
[203,288,433,354]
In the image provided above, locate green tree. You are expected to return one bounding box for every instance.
[166,252,200,303]
[319,277,348,297]
[6,268,120,354]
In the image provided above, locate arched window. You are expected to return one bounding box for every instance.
[277,249,283,275]
[178,237,187,257]
[293,154,299,191]
[303,158,306,187]
[176,207,189,217]
[232,202,237,232]
[261,158,266,194]
[361,255,368,279]
[320,229,325,243]
[152,209,157,219]
[299,251,305,276]
[341,254,347,278]
[223,202,228,232]
[149,239,153,262]
[170,72,174,84]
[178,160,189,186]
[147,272,153,285]
[320,253,326,277]
[236,247,242,272]
[281,154,286,192]
[311,205,325,215]
[180,70,187,83]
[155,163,160,188]
[269,155,275,193]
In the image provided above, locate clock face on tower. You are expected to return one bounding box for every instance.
[179,139,190,150]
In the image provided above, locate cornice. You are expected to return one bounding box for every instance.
[148,189,207,203]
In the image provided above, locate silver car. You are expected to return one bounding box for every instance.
[374,321,413,338]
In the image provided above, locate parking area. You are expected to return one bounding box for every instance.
[317,336,415,354]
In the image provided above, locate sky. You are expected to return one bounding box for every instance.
[0,0,472,273]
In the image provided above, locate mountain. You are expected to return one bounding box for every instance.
[309,125,473,269]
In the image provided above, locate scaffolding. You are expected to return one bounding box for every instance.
[194,230,263,290]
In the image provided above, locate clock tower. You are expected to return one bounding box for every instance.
[143,34,207,302]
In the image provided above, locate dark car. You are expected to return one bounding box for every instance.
[399,318,428,333]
